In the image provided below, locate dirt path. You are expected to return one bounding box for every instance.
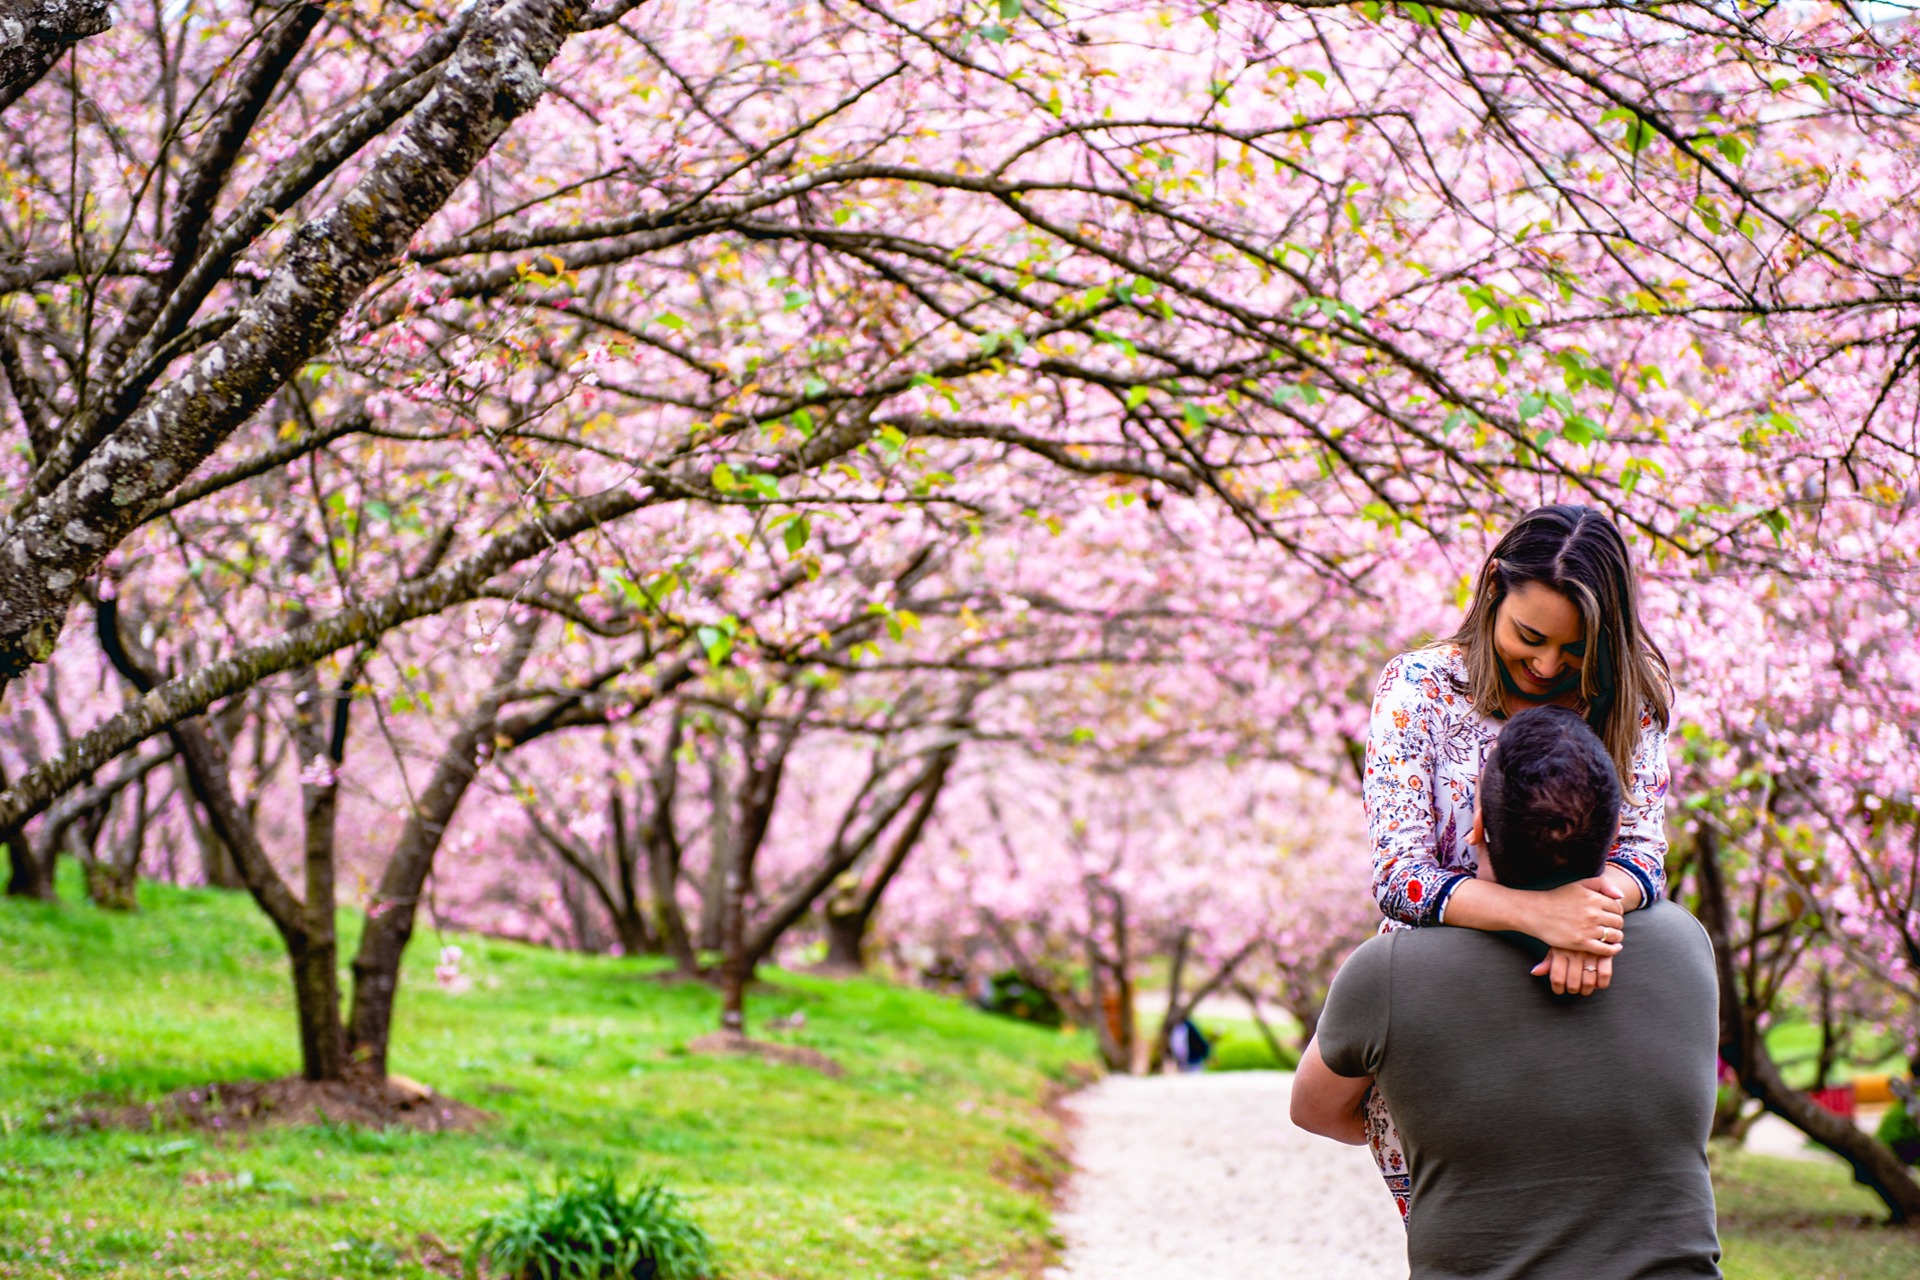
[1043,1072,1407,1280]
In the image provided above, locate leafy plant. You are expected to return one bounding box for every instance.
[1876,1099,1920,1166]
[1207,1029,1299,1073]
[466,1171,716,1280]
[973,970,1064,1028]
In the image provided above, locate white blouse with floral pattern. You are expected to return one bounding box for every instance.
[1362,645,1670,928]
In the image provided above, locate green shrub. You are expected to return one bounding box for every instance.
[1207,1029,1299,1073]
[974,970,1065,1028]
[1875,1098,1920,1165]
[466,1171,716,1280]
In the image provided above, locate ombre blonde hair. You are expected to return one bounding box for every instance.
[1445,505,1671,781]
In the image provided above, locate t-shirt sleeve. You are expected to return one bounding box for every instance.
[1315,935,1393,1079]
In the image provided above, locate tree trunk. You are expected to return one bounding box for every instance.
[3,828,51,899]
[605,793,657,955]
[820,755,952,972]
[1694,824,1920,1223]
[649,827,697,973]
[346,623,534,1076]
[823,907,866,970]
[698,750,734,952]
[0,758,52,899]
[1147,928,1192,1074]
[100,594,346,1080]
[182,783,245,889]
[717,711,806,1030]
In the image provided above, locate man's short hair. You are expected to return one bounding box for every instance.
[1480,706,1623,890]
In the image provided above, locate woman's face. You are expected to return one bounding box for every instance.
[1492,576,1585,700]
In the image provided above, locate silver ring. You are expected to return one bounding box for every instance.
[1584,964,1598,972]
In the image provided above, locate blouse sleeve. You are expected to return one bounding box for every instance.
[1606,706,1671,909]
[1364,654,1470,927]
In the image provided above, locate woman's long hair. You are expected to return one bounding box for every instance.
[1446,505,1671,780]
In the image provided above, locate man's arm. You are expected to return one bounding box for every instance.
[1289,1037,1372,1145]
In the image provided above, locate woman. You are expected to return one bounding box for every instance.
[1359,503,1674,1219]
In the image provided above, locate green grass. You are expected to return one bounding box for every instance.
[1762,1020,1909,1091]
[1716,1147,1920,1279]
[0,876,1091,1279]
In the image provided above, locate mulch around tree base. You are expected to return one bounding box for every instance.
[66,1070,490,1135]
[687,1030,844,1077]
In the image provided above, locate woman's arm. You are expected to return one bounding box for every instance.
[1606,710,1673,910]
[1364,655,1471,927]
[1440,876,1626,950]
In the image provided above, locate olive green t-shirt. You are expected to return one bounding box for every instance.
[1318,900,1722,1280]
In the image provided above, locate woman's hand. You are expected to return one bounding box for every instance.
[1532,947,1614,996]
[1515,876,1626,955]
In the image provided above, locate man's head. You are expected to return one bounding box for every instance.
[1474,705,1622,889]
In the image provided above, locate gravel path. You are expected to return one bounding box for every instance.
[1043,1072,1408,1280]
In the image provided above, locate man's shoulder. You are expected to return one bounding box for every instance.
[1631,900,1713,950]
[1626,900,1717,976]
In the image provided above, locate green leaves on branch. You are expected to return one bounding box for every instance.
[1460,283,1536,337]
[1693,195,1758,239]
[969,0,1021,47]
[1291,295,1364,325]
[710,464,781,501]
[697,617,739,666]
[1598,106,1658,156]
[865,601,923,645]
[1516,388,1606,446]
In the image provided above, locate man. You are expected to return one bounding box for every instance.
[1292,705,1722,1279]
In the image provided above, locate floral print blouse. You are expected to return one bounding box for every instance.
[1363,645,1670,929]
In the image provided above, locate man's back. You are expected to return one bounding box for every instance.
[1317,901,1722,1280]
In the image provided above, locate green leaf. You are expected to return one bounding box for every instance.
[1598,106,1656,155]
[783,515,811,555]
[1125,385,1152,410]
[999,0,1021,17]
[981,22,1009,43]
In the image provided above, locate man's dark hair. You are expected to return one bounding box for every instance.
[1480,706,1623,890]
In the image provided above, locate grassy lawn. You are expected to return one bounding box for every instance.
[1716,1146,1920,1279]
[0,877,1089,1280]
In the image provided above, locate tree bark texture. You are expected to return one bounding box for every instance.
[0,0,584,691]
[0,0,110,113]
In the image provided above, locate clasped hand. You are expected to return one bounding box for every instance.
[1522,876,1625,997]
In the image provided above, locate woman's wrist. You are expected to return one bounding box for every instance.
[1436,876,1524,933]
[1601,862,1646,912]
